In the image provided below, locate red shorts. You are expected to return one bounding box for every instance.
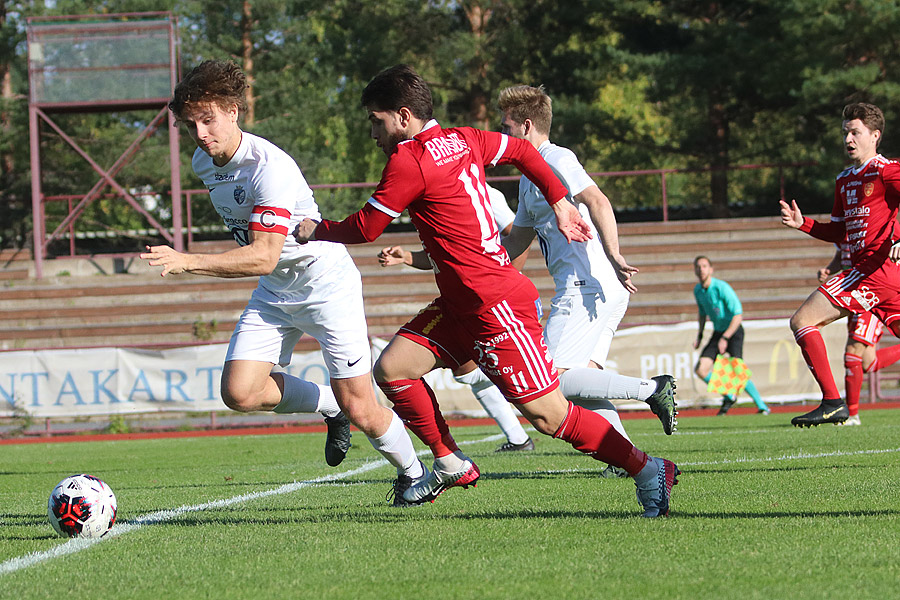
[397,282,558,403]
[819,261,900,333]
[847,311,884,346]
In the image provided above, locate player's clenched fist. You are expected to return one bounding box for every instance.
[293,218,318,244]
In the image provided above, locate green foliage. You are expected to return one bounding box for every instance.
[191,318,217,341]
[103,414,131,434]
[4,0,900,247]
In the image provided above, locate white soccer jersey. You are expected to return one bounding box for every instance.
[487,184,516,232]
[513,141,620,296]
[192,132,353,299]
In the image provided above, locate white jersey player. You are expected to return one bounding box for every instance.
[488,185,516,234]
[192,131,368,375]
[513,141,631,369]
[498,84,677,450]
[142,60,426,495]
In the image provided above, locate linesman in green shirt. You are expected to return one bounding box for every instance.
[692,256,770,415]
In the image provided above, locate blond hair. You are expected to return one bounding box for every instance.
[498,85,552,135]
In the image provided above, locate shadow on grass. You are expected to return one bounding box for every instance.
[670,508,900,519]
[124,504,900,528]
[1,533,58,541]
[135,505,638,526]
[682,462,889,475]
[0,514,49,526]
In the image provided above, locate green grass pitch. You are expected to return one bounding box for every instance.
[1,408,898,599]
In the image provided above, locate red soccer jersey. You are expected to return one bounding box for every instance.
[320,120,568,314]
[802,155,900,273]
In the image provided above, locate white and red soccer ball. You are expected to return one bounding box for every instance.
[47,474,117,539]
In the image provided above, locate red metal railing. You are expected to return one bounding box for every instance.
[39,160,817,250]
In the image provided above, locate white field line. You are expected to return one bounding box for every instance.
[677,446,900,467]
[0,434,505,576]
[3,431,895,576]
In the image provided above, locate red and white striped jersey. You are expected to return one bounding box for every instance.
[365,120,568,314]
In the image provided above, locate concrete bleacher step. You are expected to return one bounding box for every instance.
[0,215,835,350]
[0,269,29,282]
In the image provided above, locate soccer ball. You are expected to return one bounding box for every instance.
[47,474,117,539]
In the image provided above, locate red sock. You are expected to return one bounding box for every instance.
[553,401,648,475]
[844,352,863,417]
[794,326,841,400]
[874,344,900,371]
[377,378,458,457]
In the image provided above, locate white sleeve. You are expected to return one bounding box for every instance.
[252,148,320,220]
[512,179,535,228]
[487,185,516,232]
[548,147,596,198]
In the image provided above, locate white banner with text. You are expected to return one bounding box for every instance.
[0,318,846,418]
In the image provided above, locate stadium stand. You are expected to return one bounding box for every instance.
[0,215,830,352]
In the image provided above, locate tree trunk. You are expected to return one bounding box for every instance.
[240,0,256,127]
[0,1,13,177]
[708,98,730,217]
[464,2,492,129]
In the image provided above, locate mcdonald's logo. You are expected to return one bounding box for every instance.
[768,338,805,383]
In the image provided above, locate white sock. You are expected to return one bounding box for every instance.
[273,374,340,417]
[368,411,423,477]
[435,453,466,473]
[559,368,656,402]
[593,408,632,443]
[454,369,529,445]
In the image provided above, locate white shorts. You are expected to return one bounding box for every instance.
[226,258,371,380]
[543,289,629,370]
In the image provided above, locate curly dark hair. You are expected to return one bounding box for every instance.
[169,60,248,120]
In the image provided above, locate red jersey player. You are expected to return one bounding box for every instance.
[294,65,680,517]
[781,102,900,427]
[817,242,900,427]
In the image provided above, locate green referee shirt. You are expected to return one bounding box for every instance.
[693,277,742,331]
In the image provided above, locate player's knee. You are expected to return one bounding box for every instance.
[372,357,406,384]
[333,392,370,428]
[220,384,259,412]
[371,360,389,384]
[336,400,363,424]
[788,312,806,333]
[526,416,558,436]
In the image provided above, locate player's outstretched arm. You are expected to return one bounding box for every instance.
[378,246,432,270]
[780,198,845,243]
[780,199,804,229]
[141,244,188,277]
[294,218,319,244]
[378,246,410,267]
[551,200,592,243]
[577,186,638,293]
[297,203,395,245]
[142,230,283,278]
